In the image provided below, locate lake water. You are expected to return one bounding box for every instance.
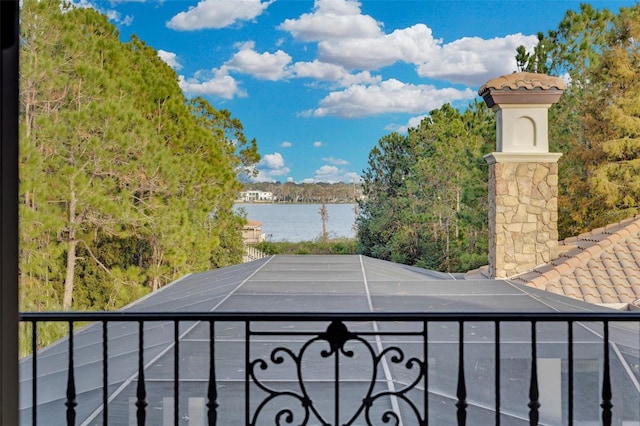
[235,203,357,242]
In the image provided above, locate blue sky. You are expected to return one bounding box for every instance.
[85,0,636,183]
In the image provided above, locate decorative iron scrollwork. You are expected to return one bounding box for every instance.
[248,320,426,425]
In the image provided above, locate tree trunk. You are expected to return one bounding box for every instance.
[62,190,77,310]
[62,239,77,310]
[445,216,450,272]
[151,240,162,292]
[319,199,328,242]
[456,187,460,239]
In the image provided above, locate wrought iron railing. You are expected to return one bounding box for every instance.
[19,311,640,426]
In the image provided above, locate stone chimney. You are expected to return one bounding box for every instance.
[479,73,566,279]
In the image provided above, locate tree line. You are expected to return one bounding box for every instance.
[241,182,362,204]
[19,0,259,312]
[357,3,640,272]
[357,102,493,272]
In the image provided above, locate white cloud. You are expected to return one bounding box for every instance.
[278,0,381,42]
[305,165,362,183]
[280,141,292,148]
[292,60,352,81]
[120,14,134,26]
[313,141,323,147]
[105,9,132,25]
[292,60,380,86]
[314,165,340,182]
[305,79,475,118]
[406,115,428,130]
[416,33,539,86]
[386,115,428,133]
[226,43,293,81]
[260,152,286,168]
[317,24,441,70]
[279,1,439,71]
[280,0,536,89]
[343,172,362,183]
[157,50,182,70]
[253,152,291,182]
[167,0,274,31]
[72,1,133,25]
[178,66,246,99]
[322,157,349,165]
[337,70,381,87]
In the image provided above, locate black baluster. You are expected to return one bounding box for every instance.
[456,321,467,426]
[103,321,108,425]
[136,321,147,426]
[32,321,37,426]
[245,321,250,426]
[601,321,613,426]
[528,321,539,426]
[335,328,340,426]
[568,321,573,425]
[207,321,218,425]
[495,321,500,426]
[424,320,429,426]
[66,321,77,426]
[174,321,179,426]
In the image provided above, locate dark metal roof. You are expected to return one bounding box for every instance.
[123,255,621,314]
[19,255,640,425]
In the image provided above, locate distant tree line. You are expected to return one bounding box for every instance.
[19,0,259,312]
[357,3,640,272]
[241,182,362,204]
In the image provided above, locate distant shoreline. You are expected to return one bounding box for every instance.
[234,203,357,242]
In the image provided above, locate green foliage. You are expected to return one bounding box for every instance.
[19,0,257,316]
[189,97,260,178]
[19,321,70,358]
[516,32,552,73]
[255,239,357,255]
[586,5,640,222]
[357,102,493,272]
[520,4,640,236]
[255,241,281,255]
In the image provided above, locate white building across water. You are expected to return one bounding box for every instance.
[237,190,275,203]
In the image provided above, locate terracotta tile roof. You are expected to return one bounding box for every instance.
[512,215,640,306]
[244,220,262,228]
[478,72,567,95]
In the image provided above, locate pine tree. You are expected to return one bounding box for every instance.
[357,102,493,272]
[19,0,256,311]
[588,5,640,222]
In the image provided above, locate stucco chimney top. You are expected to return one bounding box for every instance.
[481,72,564,278]
[479,72,567,108]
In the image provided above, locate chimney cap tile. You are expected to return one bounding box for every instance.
[479,72,566,108]
[479,72,567,95]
